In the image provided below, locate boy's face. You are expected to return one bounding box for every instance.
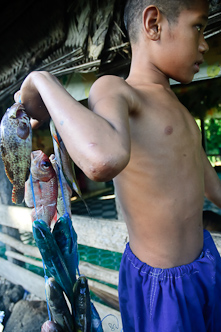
[158,0,209,84]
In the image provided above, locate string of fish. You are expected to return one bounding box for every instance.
[30,125,104,332]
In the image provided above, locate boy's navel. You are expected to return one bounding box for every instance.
[164,125,173,135]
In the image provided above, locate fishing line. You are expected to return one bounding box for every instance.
[57,162,81,277]
[30,170,52,321]
[100,314,122,331]
[29,171,39,220]
[42,260,52,321]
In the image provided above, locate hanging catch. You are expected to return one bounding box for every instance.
[73,276,92,332]
[25,150,58,226]
[41,320,64,332]
[0,102,32,204]
[49,120,82,197]
[90,302,104,332]
[32,219,75,307]
[50,153,72,217]
[52,214,79,285]
[45,277,74,332]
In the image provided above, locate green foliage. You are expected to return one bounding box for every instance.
[204,118,221,154]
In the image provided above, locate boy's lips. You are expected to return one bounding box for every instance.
[194,60,203,72]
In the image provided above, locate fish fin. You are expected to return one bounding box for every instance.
[3,158,14,183]
[24,178,34,207]
[12,185,24,204]
[50,211,57,229]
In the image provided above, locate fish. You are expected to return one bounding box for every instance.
[32,219,75,308]
[90,302,103,332]
[41,320,64,332]
[50,120,91,217]
[25,150,58,226]
[49,120,82,197]
[49,154,72,217]
[0,102,32,204]
[73,276,91,332]
[45,277,75,332]
[52,214,79,284]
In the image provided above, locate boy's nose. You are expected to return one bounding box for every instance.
[199,37,209,54]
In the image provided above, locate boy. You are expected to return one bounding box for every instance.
[14,0,221,330]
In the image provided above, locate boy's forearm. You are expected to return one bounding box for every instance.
[19,72,130,181]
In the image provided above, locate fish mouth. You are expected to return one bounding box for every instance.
[31,150,44,162]
[9,103,26,119]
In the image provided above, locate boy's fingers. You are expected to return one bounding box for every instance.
[14,91,21,103]
[30,118,43,129]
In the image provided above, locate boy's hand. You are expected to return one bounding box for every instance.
[14,71,53,126]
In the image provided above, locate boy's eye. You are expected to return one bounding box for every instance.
[196,24,203,32]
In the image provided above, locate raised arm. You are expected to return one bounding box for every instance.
[203,148,221,208]
[15,72,131,181]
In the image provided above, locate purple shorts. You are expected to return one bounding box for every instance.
[118,230,221,332]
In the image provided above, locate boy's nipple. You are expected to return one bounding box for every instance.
[164,125,173,135]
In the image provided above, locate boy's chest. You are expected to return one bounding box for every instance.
[129,102,202,154]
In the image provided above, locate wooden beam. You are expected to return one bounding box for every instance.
[5,251,43,268]
[0,205,32,232]
[4,249,119,286]
[0,205,128,253]
[0,205,220,257]
[0,257,45,299]
[5,251,120,309]
[88,279,118,298]
[73,216,128,253]
[0,232,41,258]
[88,280,119,311]
[80,261,119,286]
[0,258,122,331]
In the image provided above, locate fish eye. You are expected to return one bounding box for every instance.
[42,161,51,168]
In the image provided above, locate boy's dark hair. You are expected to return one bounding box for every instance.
[124,0,209,43]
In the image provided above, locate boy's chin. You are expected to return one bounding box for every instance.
[174,76,194,85]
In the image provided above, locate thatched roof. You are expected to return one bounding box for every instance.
[0,0,220,103]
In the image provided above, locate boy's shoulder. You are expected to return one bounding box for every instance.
[89,74,134,105]
[90,75,128,93]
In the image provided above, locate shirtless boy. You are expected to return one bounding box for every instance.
[14,0,221,330]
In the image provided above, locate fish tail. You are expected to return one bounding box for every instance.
[12,185,24,204]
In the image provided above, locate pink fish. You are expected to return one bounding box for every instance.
[41,320,64,332]
[25,150,58,226]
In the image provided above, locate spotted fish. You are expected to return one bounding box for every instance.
[0,102,32,204]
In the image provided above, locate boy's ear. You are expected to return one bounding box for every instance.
[142,6,161,41]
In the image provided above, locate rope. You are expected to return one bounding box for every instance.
[29,172,38,220]
[30,171,51,321]
[57,162,81,276]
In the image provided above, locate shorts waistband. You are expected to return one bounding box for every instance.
[124,229,215,279]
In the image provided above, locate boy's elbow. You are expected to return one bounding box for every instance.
[84,153,130,182]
